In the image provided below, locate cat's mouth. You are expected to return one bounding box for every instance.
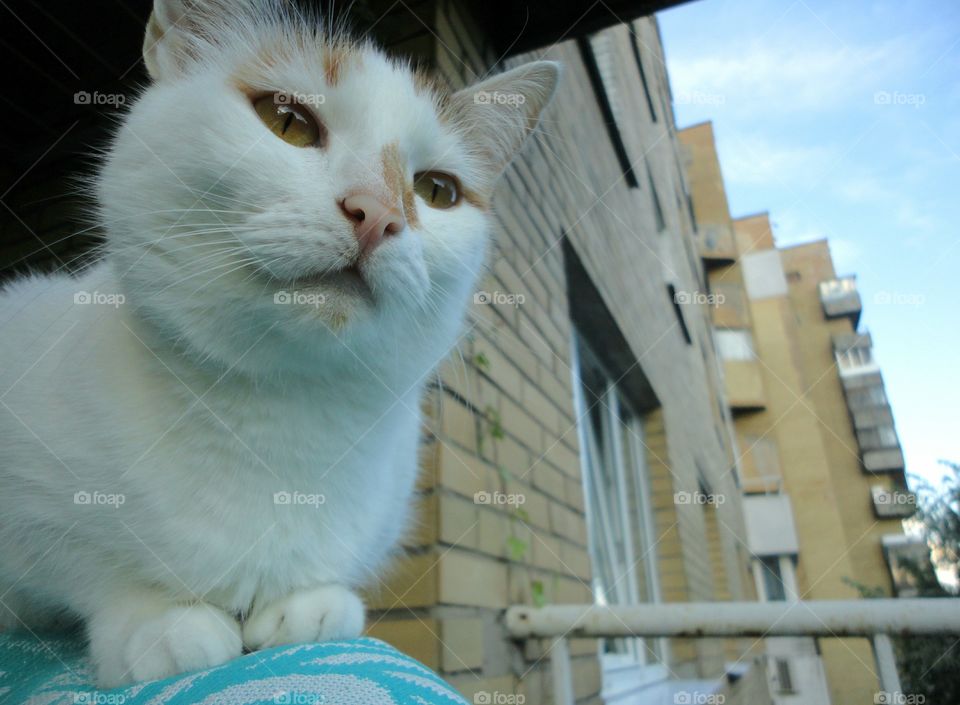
[285,263,374,302]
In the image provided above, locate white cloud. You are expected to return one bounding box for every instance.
[718,134,834,187]
[667,35,914,117]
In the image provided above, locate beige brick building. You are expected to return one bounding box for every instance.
[679,122,912,705]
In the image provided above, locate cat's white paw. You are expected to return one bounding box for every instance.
[243,584,364,650]
[92,602,241,687]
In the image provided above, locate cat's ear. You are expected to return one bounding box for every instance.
[447,61,560,178]
[143,0,226,81]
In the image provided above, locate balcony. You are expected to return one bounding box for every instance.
[699,223,738,266]
[833,332,879,378]
[723,360,767,411]
[871,486,917,519]
[856,427,905,473]
[838,367,905,473]
[819,276,862,326]
[882,535,935,597]
[710,283,750,328]
[742,494,799,555]
[507,599,960,705]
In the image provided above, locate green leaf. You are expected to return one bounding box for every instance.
[474,351,490,371]
[531,580,547,607]
[507,535,528,561]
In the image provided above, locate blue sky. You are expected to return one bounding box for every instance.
[658,0,960,489]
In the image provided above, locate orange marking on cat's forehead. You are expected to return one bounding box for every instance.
[323,44,361,87]
[380,143,403,200]
[380,142,419,229]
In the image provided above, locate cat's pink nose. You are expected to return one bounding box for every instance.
[339,193,405,256]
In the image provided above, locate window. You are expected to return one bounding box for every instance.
[858,425,898,449]
[572,336,662,667]
[714,329,755,361]
[775,659,795,693]
[836,346,875,375]
[847,385,887,408]
[740,435,782,494]
[576,37,639,188]
[628,28,658,122]
[759,556,786,601]
[819,277,856,298]
[666,285,693,345]
[646,161,666,231]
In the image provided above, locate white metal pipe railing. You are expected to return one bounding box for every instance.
[505,599,960,705]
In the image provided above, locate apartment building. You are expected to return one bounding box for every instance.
[678,122,912,705]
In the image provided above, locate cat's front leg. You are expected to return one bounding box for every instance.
[88,590,242,687]
[242,584,365,650]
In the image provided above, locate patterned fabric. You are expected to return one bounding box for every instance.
[0,633,468,705]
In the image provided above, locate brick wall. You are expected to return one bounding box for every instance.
[361,5,763,704]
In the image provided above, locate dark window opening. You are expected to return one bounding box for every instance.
[562,237,659,412]
[629,30,658,122]
[576,37,639,188]
[646,161,666,231]
[666,284,693,345]
[686,192,698,232]
[775,659,794,693]
[760,557,787,601]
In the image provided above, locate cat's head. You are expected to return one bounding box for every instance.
[99,0,557,378]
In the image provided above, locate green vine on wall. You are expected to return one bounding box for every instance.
[472,352,548,605]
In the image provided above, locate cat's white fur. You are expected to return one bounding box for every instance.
[0,0,557,686]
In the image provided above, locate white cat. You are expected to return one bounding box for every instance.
[0,0,557,687]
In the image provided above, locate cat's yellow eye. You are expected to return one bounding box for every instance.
[253,94,323,148]
[413,171,460,209]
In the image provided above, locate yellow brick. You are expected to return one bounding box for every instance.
[439,549,508,608]
[365,617,439,670]
[435,443,500,499]
[544,440,581,478]
[438,493,480,549]
[556,576,592,604]
[497,435,530,477]
[520,488,551,530]
[440,617,485,672]
[441,395,478,451]
[501,396,543,453]
[532,463,566,500]
[560,541,592,580]
[531,532,563,571]
[478,507,510,558]
[364,551,437,610]
[565,476,586,512]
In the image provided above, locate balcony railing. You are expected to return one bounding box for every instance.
[871,486,917,518]
[699,223,738,265]
[507,599,960,705]
[819,276,862,325]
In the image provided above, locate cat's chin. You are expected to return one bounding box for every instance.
[266,264,378,329]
